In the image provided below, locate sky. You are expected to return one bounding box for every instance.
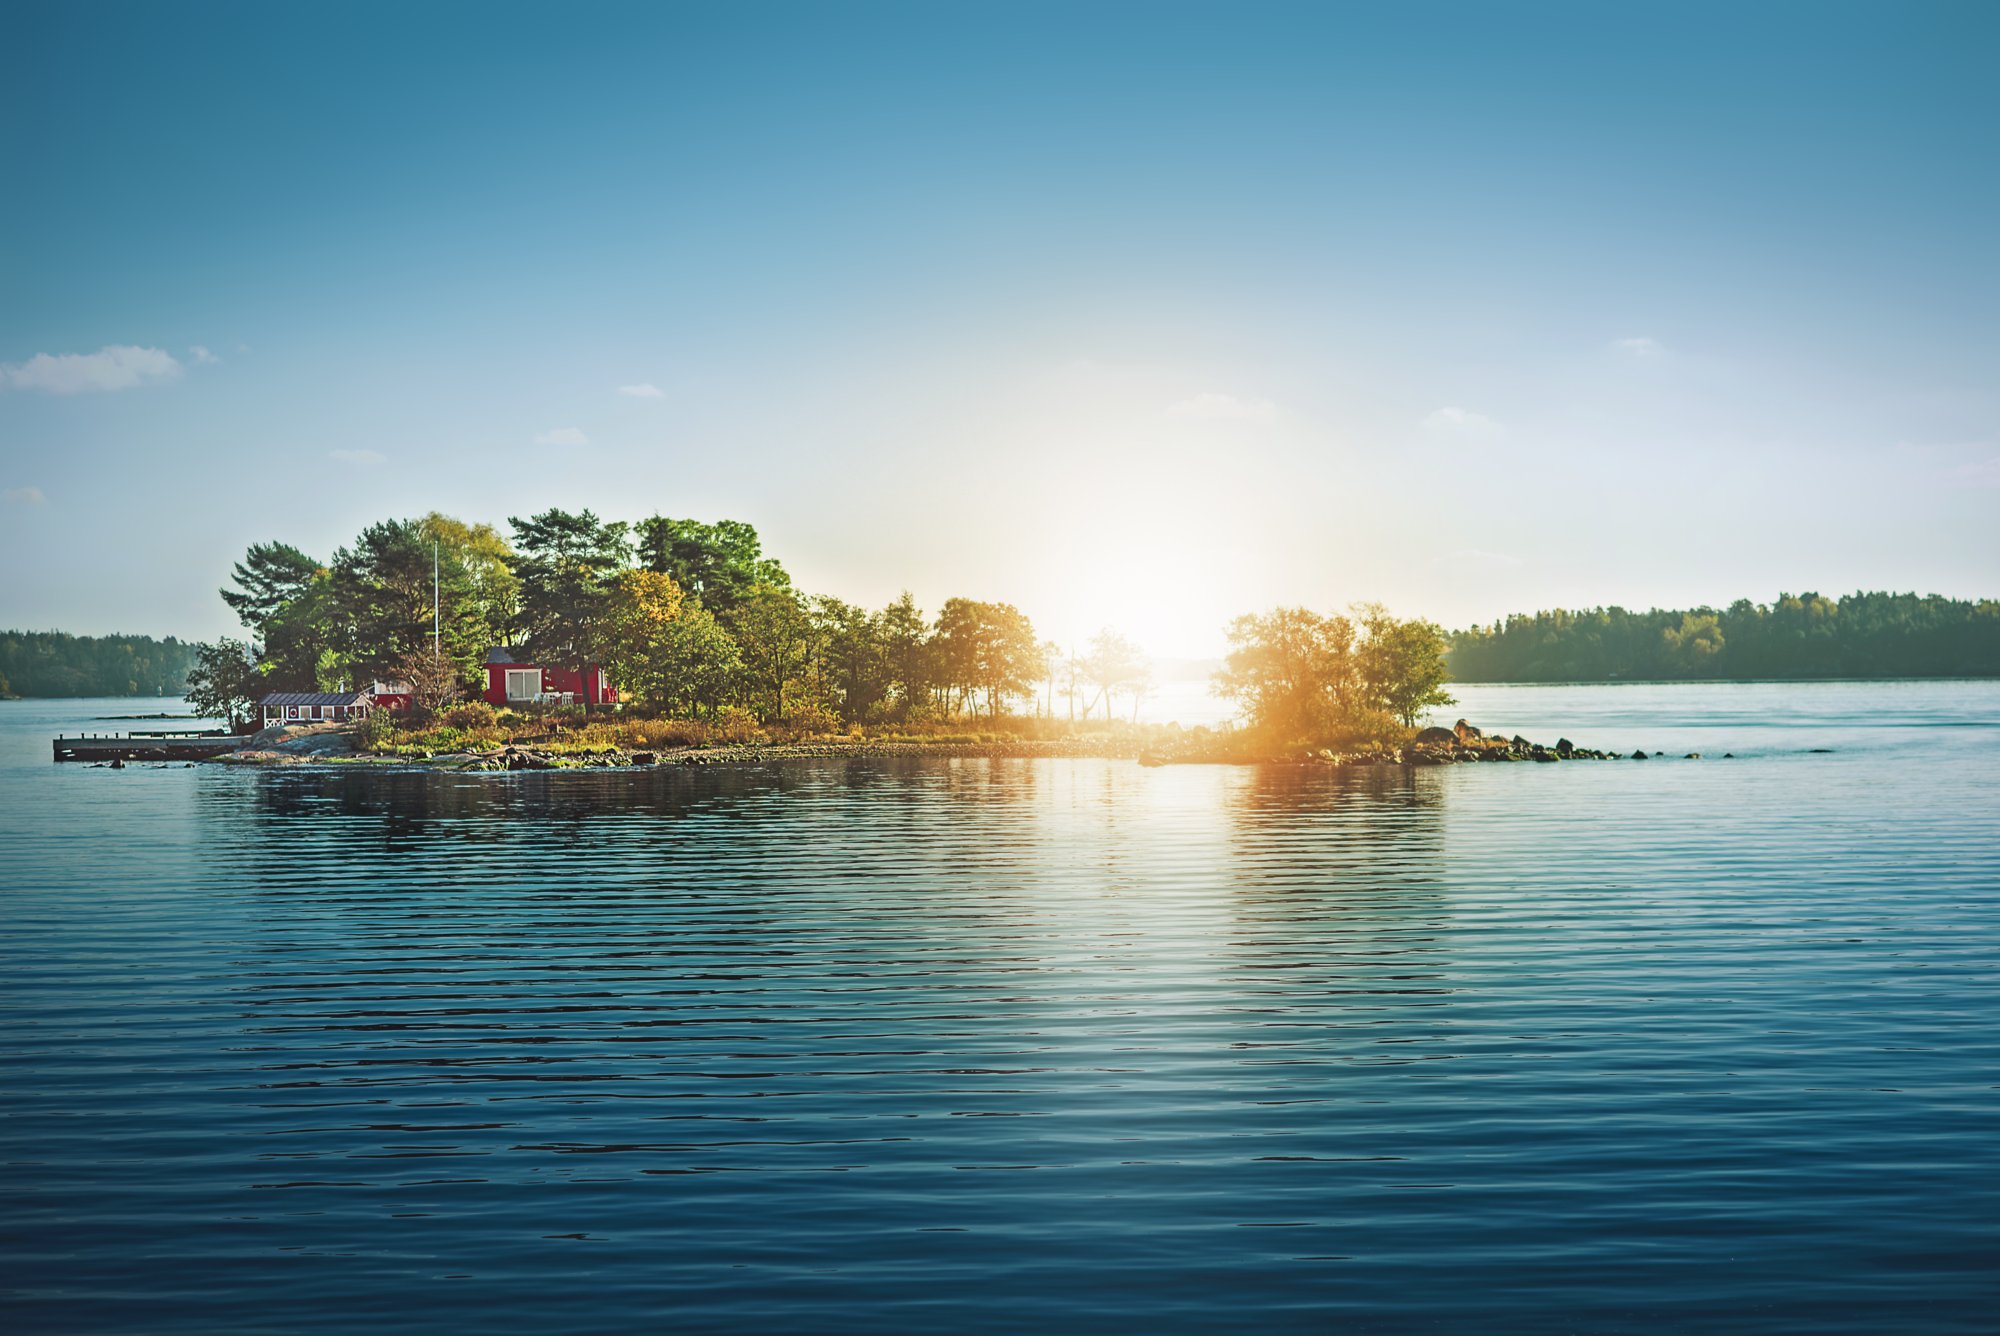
[2,0,1995,658]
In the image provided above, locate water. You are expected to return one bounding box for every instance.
[2,685,1997,1332]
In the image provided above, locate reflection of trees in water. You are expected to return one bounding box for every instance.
[1219,765,1455,1010]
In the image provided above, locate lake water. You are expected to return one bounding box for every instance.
[2,685,1997,1332]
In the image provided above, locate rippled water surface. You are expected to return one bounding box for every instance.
[3,685,1998,1332]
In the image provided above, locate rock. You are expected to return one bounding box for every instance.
[1510,735,1533,750]
[1722,753,1734,759]
[1631,750,1648,760]
[1414,726,1456,746]
[1454,719,1483,742]
[1684,753,1701,759]
[1530,748,1558,762]
[109,758,126,769]
[632,752,656,766]
[1555,737,1574,757]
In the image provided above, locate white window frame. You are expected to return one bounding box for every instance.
[505,669,541,702]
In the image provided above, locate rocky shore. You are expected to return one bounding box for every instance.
[207,718,1710,772]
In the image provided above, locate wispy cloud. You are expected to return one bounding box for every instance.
[1610,336,1666,358]
[328,448,386,465]
[1947,456,2000,488]
[618,383,664,399]
[534,427,589,447]
[1,345,182,394]
[1422,406,1503,437]
[189,345,219,365]
[1167,392,1280,424]
[1433,547,1522,570]
[4,486,47,506]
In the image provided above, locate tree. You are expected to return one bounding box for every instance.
[333,519,494,685]
[392,647,463,713]
[599,568,742,714]
[420,513,520,644]
[731,582,817,720]
[257,571,345,691]
[1081,629,1149,723]
[185,639,262,731]
[221,543,323,635]
[932,598,1041,719]
[510,508,631,677]
[634,516,789,623]
[1212,608,1359,744]
[877,592,932,718]
[1356,604,1455,727]
[812,595,888,723]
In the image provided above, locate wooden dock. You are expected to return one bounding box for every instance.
[53,730,248,762]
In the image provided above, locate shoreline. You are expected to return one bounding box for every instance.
[186,720,1682,772]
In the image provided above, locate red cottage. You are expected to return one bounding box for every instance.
[482,646,618,708]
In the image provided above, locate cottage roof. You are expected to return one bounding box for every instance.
[485,645,532,664]
[259,691,372,707]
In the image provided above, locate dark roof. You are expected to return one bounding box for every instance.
[485,645,531,665]
[259,691,371,707]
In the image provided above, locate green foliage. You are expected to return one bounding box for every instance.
[1214,605,1454,741]
[220,542,323,633]
[931,598,1041,719]
[0,630,205,698]
[183,639,262,728]
[353,708,398,752]
[1447,592,2000,681]
[1213,607,1360,745]
[509,507,631,671]
[440,701,498,729]
[731,582,818,720]
[634,516,789,623]
[1356,604,1456,727]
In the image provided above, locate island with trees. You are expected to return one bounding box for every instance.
[175,508,1480,769]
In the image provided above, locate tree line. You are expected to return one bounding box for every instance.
[188,509,1160,728]
[1446,591,2000,682]
[0,630,204,698]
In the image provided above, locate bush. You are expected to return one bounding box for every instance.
[780,704,841,737]
[441,701,498,729]
[354,709,397,752]
[711,706,760,745]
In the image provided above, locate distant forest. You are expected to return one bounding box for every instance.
[0,631,204,698]
[1448,592,2000,682]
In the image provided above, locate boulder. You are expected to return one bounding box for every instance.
[1414,726,1456,746]
[1453,719,1484,743]
[1555,737,1574,757]
[1631,750,1648,760]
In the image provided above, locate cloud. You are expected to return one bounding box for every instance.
[328,448,386,465]
[4,486,47,506]
[188,345,219,365]
[1433,547,1522,570]
[1166,392,1280,423]
[618,383,664,398]
[1422,406,1503,437]
[1947,456,2000,488]
[1610,336,1665,358]
[534,427,589,446]
[1,345,182,394]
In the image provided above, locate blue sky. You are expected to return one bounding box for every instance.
[3,0,1995,656]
